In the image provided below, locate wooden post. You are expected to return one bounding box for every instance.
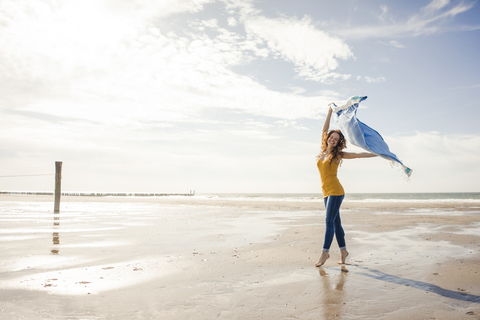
[54,161,62,213]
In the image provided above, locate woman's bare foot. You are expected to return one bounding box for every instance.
[338,249,349,264]
[315,251,330,267]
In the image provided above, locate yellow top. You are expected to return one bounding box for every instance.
[317,158,345,197]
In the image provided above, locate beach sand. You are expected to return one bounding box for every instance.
[1,194,480,319]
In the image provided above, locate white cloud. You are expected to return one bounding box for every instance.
[104,0,215,20]
[221,0,259,17]
[0,1,332,127]
[388,40,405,48]
[287,86,307,95]
[423,0,451,13]
[1,0,343,122]
[275,120,309,130]
[227,129,278,140]
[200,18,219,28]
[364,76,386,83]
[332,0,476,38]
[243,15,353,82]
[379,5,389,22]
[227,16,238,26]
[220,0,354,82]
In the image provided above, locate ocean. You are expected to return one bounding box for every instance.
[195,192,480,203]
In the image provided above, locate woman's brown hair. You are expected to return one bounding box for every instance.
[318,130,347,163]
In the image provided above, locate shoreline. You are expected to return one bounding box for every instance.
[1,193,480,210]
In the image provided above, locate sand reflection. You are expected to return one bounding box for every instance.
[51,213,60,255]
[318,266,348,318]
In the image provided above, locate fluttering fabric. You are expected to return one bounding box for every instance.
[330,96,412,178]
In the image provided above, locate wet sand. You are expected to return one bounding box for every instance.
[1,194,480,319]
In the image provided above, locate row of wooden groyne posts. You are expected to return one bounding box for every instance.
[0,191,196,197]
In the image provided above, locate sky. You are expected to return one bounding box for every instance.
[1,0,480,194]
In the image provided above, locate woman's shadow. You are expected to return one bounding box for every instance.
[342,264,480,303]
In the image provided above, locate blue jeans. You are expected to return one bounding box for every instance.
[322,195,346,252]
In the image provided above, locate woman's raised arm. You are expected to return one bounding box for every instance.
[323,107,333,134]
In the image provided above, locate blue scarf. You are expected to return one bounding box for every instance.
[330,96,412,178]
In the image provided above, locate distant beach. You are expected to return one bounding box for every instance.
[1,193,479,319]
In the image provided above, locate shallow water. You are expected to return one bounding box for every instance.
[0,199,317,294]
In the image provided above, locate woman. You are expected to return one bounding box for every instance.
[315,106,377,267]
